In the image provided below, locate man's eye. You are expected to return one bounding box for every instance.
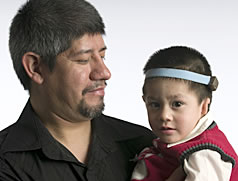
[76,59,89,64]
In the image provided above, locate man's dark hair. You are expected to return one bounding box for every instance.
[9,0,105,90]
[143,46,217,108]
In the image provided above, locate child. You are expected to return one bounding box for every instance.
[131,46,238,181]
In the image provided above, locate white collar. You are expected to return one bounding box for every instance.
[167,111,214,148]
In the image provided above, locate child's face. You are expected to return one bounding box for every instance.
[143,78,209,144]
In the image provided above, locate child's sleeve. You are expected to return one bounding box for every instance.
[131,160,147,180]
[183,149,232,180]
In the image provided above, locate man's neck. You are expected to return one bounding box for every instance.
[30,97,92,164]
[44,117,92,164]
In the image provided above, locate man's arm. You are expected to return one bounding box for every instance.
[165,166,185,181]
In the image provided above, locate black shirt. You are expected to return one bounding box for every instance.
[0,101,155,181]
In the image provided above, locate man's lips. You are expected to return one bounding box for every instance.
[82,82,106,96]
[87,87,105,96]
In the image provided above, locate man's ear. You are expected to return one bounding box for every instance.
[201,98,211,116]
[22,52,44,85]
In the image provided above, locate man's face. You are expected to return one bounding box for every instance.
[41,33,111,122]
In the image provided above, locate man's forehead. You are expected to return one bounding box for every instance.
[72,33,105,47]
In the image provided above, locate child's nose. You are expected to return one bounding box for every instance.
[159,107,172,122]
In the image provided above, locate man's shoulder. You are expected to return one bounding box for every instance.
[101,114,154,136]
[98,114,156,147]
[0,124,15,148]
[99,114,156,154]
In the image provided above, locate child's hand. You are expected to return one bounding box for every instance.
[165,166,186,181]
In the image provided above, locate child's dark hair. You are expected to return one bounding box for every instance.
[143,46,218,108]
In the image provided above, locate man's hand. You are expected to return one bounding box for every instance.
[165,166,186,181]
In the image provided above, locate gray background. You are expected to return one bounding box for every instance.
[1,0,237,152]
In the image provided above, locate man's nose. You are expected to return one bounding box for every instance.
[90,55,111,80]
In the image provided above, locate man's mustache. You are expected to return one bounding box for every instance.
[82,81,107,95]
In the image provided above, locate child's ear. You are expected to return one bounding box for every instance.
[22,52,44,85]
[201,98,211,116]
[142,95,146,102]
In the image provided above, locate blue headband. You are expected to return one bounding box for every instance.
[145,68,211,85]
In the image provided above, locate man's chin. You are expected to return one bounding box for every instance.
[78,98,105,119]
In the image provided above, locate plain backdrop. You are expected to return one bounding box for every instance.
[0,0,237,152]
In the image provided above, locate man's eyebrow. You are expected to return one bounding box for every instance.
[68,46,107,58]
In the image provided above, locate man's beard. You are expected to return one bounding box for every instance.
[78,97,104,119]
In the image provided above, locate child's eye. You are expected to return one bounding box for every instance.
[172,101,183,108]
[148,102,160,109]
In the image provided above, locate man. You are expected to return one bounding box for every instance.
[0,0,155,180]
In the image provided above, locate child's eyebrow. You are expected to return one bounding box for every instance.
[168,94,185,100]
[146,96,159,101]
[146,93,186,102]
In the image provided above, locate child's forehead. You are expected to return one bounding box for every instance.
[143,77,194,94]
[143,78,199,101]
